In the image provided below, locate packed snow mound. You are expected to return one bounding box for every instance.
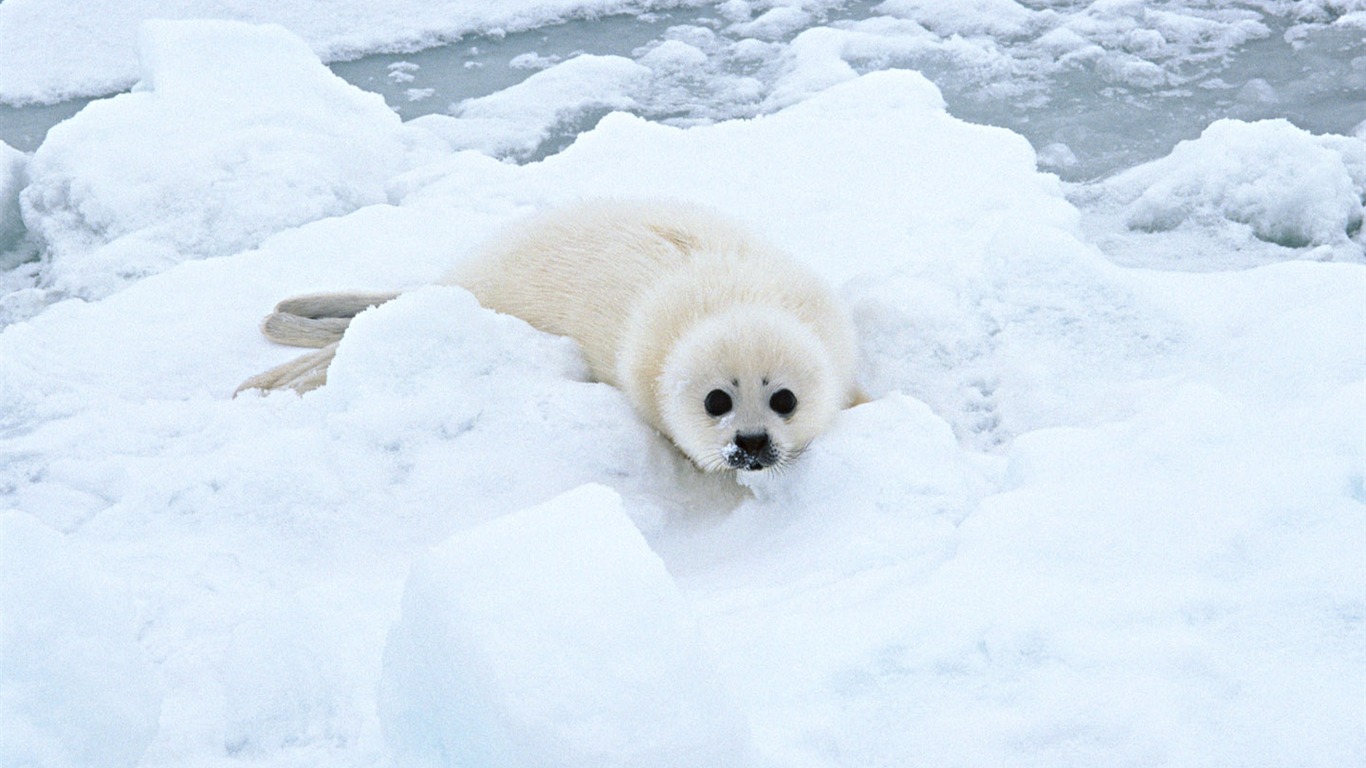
[326,286,589,399]
[19,20,442,300]
[380,484,750,767]
[1103,118,1366,256]
[306,284,719,515]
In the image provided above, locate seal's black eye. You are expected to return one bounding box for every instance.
[704,389,732,417]
[769,388,797,416]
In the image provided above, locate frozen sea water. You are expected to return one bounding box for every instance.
[325,3,1366,180]
[2,2,1363,179]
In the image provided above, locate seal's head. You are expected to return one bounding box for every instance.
[657,307,844,473]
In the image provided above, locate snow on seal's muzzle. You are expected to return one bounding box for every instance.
[724,431,777,470]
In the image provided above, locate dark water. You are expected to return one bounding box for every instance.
[0,98,93,153]
[328,9,714,122]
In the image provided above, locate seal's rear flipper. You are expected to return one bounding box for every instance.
[238,290,400,395]
[234,342,338,396]
[260,312,353,348]
[274,291,401,319]
[259,290,402,348]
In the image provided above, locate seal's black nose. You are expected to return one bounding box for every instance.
[735,431,770,455]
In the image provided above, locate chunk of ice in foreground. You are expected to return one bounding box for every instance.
[379,484,750,767]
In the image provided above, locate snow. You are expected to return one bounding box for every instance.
[0,0,703,106]
[1104,118,1366,252]
[380,484,750,767]
[1078,118,1366,269]
[1,512,163,768]
[2,14,1364,768]
[19,21,443,301]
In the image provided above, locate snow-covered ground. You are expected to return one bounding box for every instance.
[1,3,1364,767]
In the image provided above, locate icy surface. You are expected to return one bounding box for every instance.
[380,484,750,767]
[1,14,1364,768]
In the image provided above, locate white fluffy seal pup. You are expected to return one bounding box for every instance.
[239,200,862,472]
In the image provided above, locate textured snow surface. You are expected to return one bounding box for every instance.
[17,21,444,301]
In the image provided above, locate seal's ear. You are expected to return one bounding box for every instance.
[648,223,700,253]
